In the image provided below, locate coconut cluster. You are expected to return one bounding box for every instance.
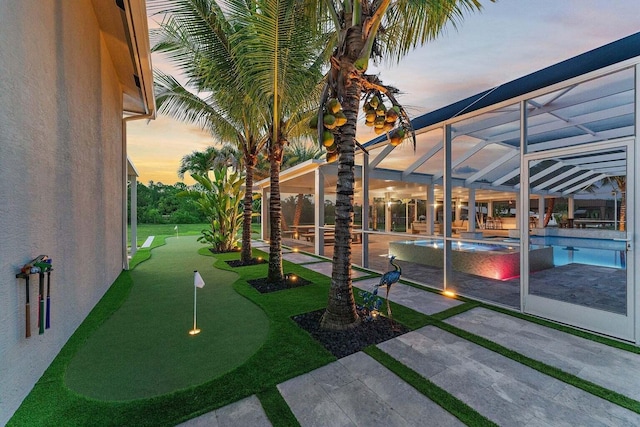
[310,97,346,163]
[363,95,405,146]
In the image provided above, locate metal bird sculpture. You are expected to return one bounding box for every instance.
[374,255,402,328]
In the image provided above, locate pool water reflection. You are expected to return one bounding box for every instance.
[529,236,626,269]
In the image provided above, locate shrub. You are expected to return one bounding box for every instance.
[181,169,244,252]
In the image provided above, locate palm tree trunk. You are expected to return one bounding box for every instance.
[543,198,555,227]
[293,193,304,226]
[320,53,362,330]
[615,177,626,232]
[268,140,284,283]
[241,149,255,263]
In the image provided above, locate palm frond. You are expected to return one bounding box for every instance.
[230,0,325,121]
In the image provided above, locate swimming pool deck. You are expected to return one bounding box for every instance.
[179,241,640,426]
[281,234,627,313]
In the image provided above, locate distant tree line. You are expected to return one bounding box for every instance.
[128,181,207,224]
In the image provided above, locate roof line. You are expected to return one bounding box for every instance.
[362,31,640,149]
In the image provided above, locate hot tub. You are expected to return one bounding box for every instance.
[388,239,554,280]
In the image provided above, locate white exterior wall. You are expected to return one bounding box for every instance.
[0,2,125,423]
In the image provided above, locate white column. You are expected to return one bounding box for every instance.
[385,193,391,232]
[405,200,410,232]
[633,63,639,345]
[468,188,476,232]
[568,196,575,219]
[515,192,520,231]
[443,125,453,290]
[538,196,545,228]
[426,185,435,235]
[130,175,137,258]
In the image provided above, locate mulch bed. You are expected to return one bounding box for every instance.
[247,274,313,293]
[226,257,267,268]
[293,309,409,358]
[209,248,241,255]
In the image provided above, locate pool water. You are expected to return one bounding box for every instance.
[405,239,515,253]
[529,236,626,269]
[402,237,626,269]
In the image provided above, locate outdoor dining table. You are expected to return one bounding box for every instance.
[290,225,314,239]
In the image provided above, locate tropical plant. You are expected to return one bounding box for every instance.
[150,0,269,265]
[177,145,240,180]
[181,170,244,253]
[230,0,327,283]
[309,0,487,330]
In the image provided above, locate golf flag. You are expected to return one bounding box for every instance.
[194,271,205,288]
[174,225,178,230]
[190,270,204,335]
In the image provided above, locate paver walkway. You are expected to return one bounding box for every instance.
[177,243,640,426]
[379,324,640,426]
[140,235,155,248]
[445,307,640,401]
[278,352,463,427]
[177,396,271,427]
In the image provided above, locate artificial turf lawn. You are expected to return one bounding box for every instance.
[11,235,639,425]
[9,237,337,426]
[65,236,269,400]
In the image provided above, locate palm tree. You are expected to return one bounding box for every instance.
[231,0,326,283]
[582,176,627,231]
[612,176,626,231]
[150,0,269,265]
[311,0,487,330]
[177,145,240,180]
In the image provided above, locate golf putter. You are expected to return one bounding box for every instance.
[38,271,45,334]
[25,275,31,338]
[46,269,51,329]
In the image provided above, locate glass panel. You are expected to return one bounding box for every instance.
[324,194,336,225]
[375,128,443,173]
[281,193,314,230]
[527,147,628,315]
[447,237,522,308]
[415,149,444,177]
[367,232,445,290]
[526,68,635,153]
[444,103,523,308]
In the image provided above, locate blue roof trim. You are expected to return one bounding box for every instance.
[363,32,640,148]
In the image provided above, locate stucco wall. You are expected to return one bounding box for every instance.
[0,1,125,423]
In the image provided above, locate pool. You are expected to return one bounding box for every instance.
[389,239,554,280]
[406,239,516,253]
[529,236,626,269]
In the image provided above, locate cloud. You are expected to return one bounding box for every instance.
[131,0,639,183]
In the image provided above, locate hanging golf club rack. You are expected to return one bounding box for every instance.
[15,255,53,338]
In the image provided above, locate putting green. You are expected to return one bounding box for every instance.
[64,236,269,401]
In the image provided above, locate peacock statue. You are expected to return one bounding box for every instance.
[374,255,402,327]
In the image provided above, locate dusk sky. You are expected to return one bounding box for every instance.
[127,0,640,185]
